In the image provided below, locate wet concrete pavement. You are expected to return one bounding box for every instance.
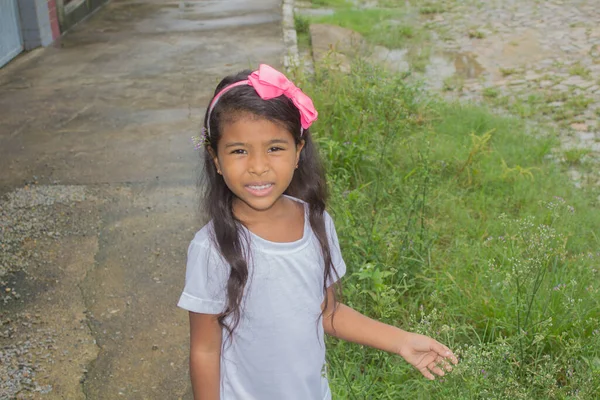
[0,1,284,398]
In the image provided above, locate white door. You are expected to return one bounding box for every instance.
[0,0,23,68]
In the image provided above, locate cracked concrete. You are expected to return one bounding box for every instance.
[0,0,285,398]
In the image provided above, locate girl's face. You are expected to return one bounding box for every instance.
[211,115,304,216]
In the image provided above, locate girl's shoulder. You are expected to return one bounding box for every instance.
[189,220,216,250]
[188,220,243,260]
[187,221,229,272]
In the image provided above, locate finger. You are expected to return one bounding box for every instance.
[420,367,435,380]
[433,342,459,365]
[447,351,459,365]
[428,362,445,377]
[435,356,454,372]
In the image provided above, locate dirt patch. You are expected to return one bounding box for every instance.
[470,29,548,80]
[0,186,101,399]
[309,24,367,72]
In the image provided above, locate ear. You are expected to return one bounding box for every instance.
[295,139,305,166]
[207,147,222,175]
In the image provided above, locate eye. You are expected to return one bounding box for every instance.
[268,146,284,152]
[230,149,246,155]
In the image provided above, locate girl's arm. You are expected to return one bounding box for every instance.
[322,288,458,380]
[189,312,222,400]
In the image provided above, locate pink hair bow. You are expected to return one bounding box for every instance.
[248,64,318,130]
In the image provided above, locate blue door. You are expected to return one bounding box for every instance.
[0,0,23,67]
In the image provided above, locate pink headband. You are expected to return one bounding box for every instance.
[205,64,318,137]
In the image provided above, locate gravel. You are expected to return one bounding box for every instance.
[0,185,87,279]
[0,185,89,398]
[0,335,54,398]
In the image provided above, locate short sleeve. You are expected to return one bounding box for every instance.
[325,211,347,287]
[177,238,229,314]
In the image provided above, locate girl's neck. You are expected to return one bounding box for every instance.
[234,195,305,243]
[233,195,289,226]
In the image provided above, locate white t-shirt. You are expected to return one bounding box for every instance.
[177,198,346,400]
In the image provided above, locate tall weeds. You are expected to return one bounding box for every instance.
[296,61,600,398]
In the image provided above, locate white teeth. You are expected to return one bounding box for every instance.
[248,184,272,190]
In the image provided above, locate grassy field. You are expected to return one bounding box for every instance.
[293,62,600,398]
[296,0,444,71]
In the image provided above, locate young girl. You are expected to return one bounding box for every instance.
[178,64,458,400]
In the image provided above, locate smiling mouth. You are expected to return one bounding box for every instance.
[247,183,273,190]
[245,183,274,196]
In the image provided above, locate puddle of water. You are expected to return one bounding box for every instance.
[371,47,410,73]
[373,45,485,83]
[425,51,485,89]
[428,52,484,79]
[426,54,455,82]
[386,48,409,63]
[452,52,484,79]
[137,9,280,33]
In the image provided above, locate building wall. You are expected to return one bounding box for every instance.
[2,0,103,68]
[0,0,23,68]
[17,0,60,50]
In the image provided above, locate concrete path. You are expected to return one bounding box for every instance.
[0,1,284,398]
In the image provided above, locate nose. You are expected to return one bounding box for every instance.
[248,152,270,176]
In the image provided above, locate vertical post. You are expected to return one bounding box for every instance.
[48,0,61,40]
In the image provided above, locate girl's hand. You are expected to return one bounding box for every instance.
[320,298,458,380]
[397,332,458,380]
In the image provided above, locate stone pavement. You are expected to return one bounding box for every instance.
[0,1,284,398]
[429,0,600,158]
[301,0,599,187]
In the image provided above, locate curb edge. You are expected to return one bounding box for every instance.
[282,0,300,70]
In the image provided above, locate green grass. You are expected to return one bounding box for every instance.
[482,87,500,99]
[467,29,485,39]
[569,62,592,79]
[295,14,312,52]
[565,95,593,112]
[419,5,446,14]
[305,1,456,72]
[442,75,464,92]
[312,8,424,49]
[485,90,593,123]
[293,61,600,398]
[499,67,518,77]
[563,148,592,166]
[309,6,431,71]
[295,14,310,35]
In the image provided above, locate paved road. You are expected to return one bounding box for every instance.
[0,1,284,398]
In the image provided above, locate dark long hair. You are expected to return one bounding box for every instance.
[200,70,339,338]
